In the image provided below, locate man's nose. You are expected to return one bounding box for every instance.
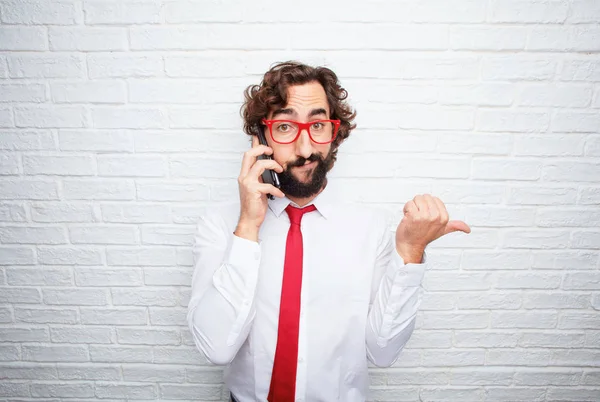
[294,128,313,159]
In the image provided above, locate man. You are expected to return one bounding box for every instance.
[187,62,471,401]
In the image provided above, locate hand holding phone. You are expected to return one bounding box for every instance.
[255,126,281,200]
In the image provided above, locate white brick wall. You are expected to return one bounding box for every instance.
[0,0,599,401]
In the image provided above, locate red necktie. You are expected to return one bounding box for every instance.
[268,204,317,402]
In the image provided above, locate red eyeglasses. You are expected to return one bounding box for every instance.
[261,118,341,144]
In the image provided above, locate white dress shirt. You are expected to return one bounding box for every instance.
[187,182,426,401]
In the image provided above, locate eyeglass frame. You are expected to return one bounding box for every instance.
[261,118,341,144]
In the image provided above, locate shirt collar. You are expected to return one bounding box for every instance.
[268,182,334,219]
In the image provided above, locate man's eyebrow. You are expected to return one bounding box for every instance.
[271,108,295,118]
[309,108,328,118]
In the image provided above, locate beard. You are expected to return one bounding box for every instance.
[278,149,335,198]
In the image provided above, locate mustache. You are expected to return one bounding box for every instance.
[286,153,323,168]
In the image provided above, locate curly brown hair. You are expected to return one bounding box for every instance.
[241,61,356,163]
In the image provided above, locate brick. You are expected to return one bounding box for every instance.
[15,105,87,128]
[49,27,127,51]
[523,293,589,309]
[0,363,56,379]
[569,0,600,22]
[149,307,187,326]
[561,58,600,81]
[420,387,484,401]
[545,162,600,182]
[1,0,82,24]
[465,206,536,227]
[450,26,527,50]
[450,368,514,386]
[0,130,54,151]
[405,330,453,349]
[0,153,20,175]
[8,53,84,78]
[529,26,600,52]
[92,107,166,129]
[438,83,514,106]
[502,230,570,249]
[0,226,66,244]
[533,251,598,269]
[421,312,488,330]
[536,208,600,227]
[128,78,245,104]
[361,105,474,131]
[80,307,147,325]
[456,293,522,310]
[490,0,568,22]
[136,182,210,202]
[85,1,161,24]
[0,287,41,303]
[90,345,152,363]
[0,106,14,127]
[15,307,78,324]
[477,109,549,132]
[519,84,592,107]
[112,288,179,307]
[494,272,562,289]
[410,0,486,22]
[59,130,133,152]
[518,134,586,157]
[571,231,600,249]
[160,384,221,400]
[453,331,519,348]
[550,350,600,366]
[51,81,126,104]
[382,368,448,385]
[0,382,29,397]
[487,350,551,366]
[153,346,210,365]
[31,202,95,222]
[101,203,170,223]
[0,26,47,50]
[492,311,558,329]
[98,155,166,177]
[546,387,600,400]
[0,83,46,102]
[141,225,194,246]
[69,225,137,245]
[424,273,492,291]
[6,267,72,286]
[31,383,94,398]
[169,104,241,129]
[57,363,120,380]
[558,313,599,329]
[0,344,20,360]
[169,156,245,179]
[43,288,108,306]
[50,327,112,344]
[165,54,245,78]
[0,56,6,78]
[123,364,186,382]
[482,56,556,81]
[0,327,49,342]
[370,386,420,401]
[117,328,180,345]
[422,350,486,367]
[484,387,546,401]
[23,345,88,362]
[63,179,135,201]
[509,185,578,205]
[563,272,600,290]
[0,307,12,323]
[37,246,103,265]
[586,136,600,156]
[582,371,600,385]
[0,203,26,222]
[23,155,93,176]
[95,383,157,399]
[471,159,541,180]
[106,247,176,266]
[75,267,143,287]
[0,247,35,265]
[552,111,600,132]
[144,268,191,285]
[88,53,163,78]
[519,332,586,348]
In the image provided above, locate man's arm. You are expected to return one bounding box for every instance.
[186,210,261,365]
[365,224,426,367]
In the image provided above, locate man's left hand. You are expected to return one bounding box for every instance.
[395,194,471,264]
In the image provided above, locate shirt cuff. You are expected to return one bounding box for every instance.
[389,249,427,287]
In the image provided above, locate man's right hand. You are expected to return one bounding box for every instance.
[235,135,285,242]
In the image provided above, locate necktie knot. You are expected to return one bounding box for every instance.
[285,204,317,226]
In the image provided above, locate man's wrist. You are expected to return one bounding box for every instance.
[396,243,425,264]
[234,221,260,242]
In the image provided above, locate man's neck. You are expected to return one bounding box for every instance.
[286,182,326,208]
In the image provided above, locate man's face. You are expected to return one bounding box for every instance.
[263,82,334,198]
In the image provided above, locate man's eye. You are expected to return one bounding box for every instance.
[311,122,324,129]
[277,124,290,131]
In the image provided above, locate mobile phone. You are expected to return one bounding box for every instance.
[255,125,281,200]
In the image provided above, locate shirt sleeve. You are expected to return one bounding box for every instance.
[365,218,426,367]
[186,210,261,365]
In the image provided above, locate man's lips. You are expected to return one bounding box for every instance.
[295,160,316,169]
